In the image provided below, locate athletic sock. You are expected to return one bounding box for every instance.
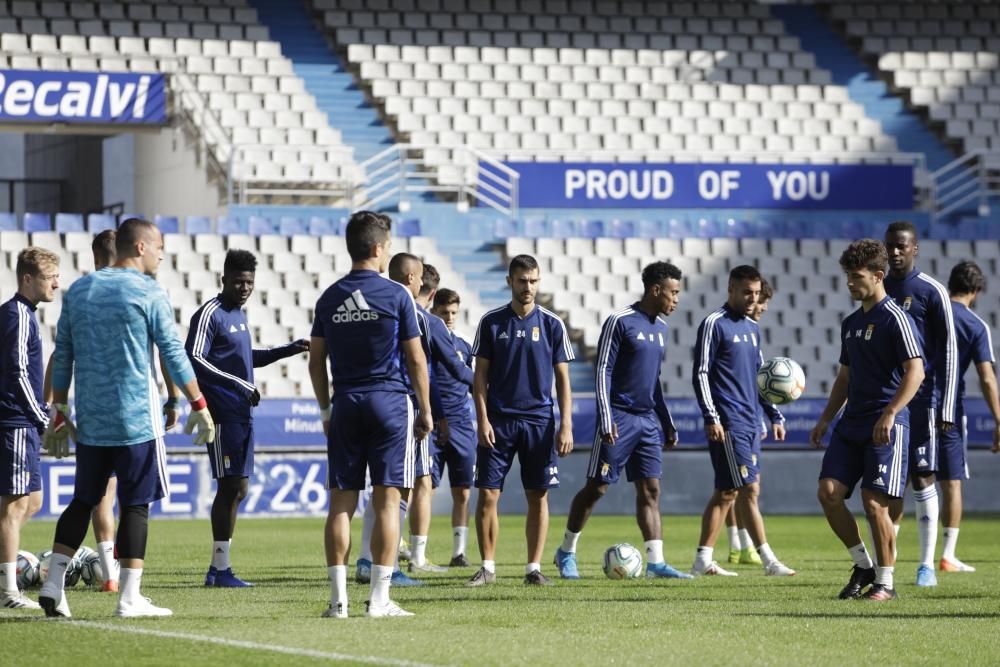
[942,527,959,561]
[738,529,754,551]
[482,559,496,574]
[40,552,72,600]
[848,542,874,569]
[359,500,375,562]
[875,566,894,588]
[411,535,428,566]
[644,539,664,565]
[561,530,581,554]
[211,540,231,570]
[1,562,16,595]
[914,486,939,567]
[119,567,142,604]
[328,565,347,610]
[370,564,392,606]
[97,540,118,582]
[452,526,467,557]
[525,562,540,575]
[726,526,740,551]
[756,543,777,568]
[694,546,713,569]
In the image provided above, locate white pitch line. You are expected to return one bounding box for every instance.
[72,621,445,667]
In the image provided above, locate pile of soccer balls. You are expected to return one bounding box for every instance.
[15,546,106,590]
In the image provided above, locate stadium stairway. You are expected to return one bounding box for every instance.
[247,0,394,165]
[772,4,955,175]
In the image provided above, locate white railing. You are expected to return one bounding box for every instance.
[929,150,1000,223]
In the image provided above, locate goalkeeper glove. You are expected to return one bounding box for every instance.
[183,395,216,446]
[42,403,75,458]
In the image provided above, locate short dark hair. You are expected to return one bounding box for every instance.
[759,277,774,302]
[886,220,918,239]
[91,230,116,268]
[388,252,421,282]
[641,261,682,290]
[839,239,888,273]
[508,254,538,275]
[224,249,257,275]
[728,264,761,285]
[948,260,986,295]
[420,264,440,296]
[345,210,391,262]
[433,288,461,308]
[115,218,157,257]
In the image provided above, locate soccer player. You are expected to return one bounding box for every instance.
[554,261,692,580]
[187,249,308,587]
[690,265,794,577]
[429,288,477,566]
[38,218,215,618]
[467,254,574,586]
[309,211,432,618]
[725,277,774,565]
[938,261,999,571]
[811,239,924,601]
[0,247,59,609]
[883,221,958,587]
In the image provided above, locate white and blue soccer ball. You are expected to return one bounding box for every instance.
[757,357,806,405]
[16,550,40,589]
[602,543,643,580]
[37,548,83,587]
[79,551,104,587]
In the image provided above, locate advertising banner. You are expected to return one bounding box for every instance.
[0,69,166,124]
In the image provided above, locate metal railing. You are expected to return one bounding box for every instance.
[929,150,1000,223]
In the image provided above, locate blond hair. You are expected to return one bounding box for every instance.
[16,247,60,282]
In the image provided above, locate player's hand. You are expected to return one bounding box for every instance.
[248,388,261,407]
[872,409,895,446]
[940,420,954,433]
[705,423,724,443]
[320,405,331,437]
[414,410,433,442]
[557,423,574,457]
[291,338,309,354]
[809,420,829,449]
[436,418,451,446]
[663,424,678,450]
[601,422,618,445]
[185,405,216,446]
[42,404,75,458]
[477,419,495,449]
[992,425,999,453]
[761,427,767,440]
[772,422,786,442]
[163,397,180,431]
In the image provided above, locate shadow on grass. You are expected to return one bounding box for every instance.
[729,610,1000,619]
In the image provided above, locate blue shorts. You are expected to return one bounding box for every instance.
[0,426,42,495]
[937,409,969,481]
[708,430,759,490]
[909,400,938,475]
[587,410,663,484]
[819,417,908,499]
[74,440,167,506]
[327,390,416,490]
[475,413,559,491]
[431,413,476,488]
[208,422,254,479]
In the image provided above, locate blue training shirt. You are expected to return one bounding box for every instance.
[0,293,49,430]
[52,267,194,446]
[186,295,303,423]
[839,296,924,423]
[311,270,420,394]
[400,304,444,418]
[951,300,995,407]
[427,314,474,418]
[884,268,958,421]
[692,303,782,432]
[473,303,573,422]
[595,303,674,437]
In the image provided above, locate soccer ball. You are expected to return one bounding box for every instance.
[602,543,643,580]
[79,552,104,587]
[15,550,40,589]
[74,546,97,586]
[37,549,82,587]
[757,357,806,405]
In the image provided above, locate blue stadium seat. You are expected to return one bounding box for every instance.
[840,220,867,239]
[580,219,605,238]
[522,217,548,238]
[54,213,84,233]
[185,216,212,234]
[549,219,577,238]
[118,213,142,224]
[695,218,723,238]
[666,218,693,239]
[248,216,276,236]
[635,219,661,239]
[154,215,179,234]
[397,218,421,237]
[23,212,52,232]
[279,216,307,236]
[957,220,983,240]
[493,217,519,239]
[721,219,754,238]
[87,214,116,233]
[607,219,635,238]
[217,217,246,235]
[0,213,16,231]
[337,217,350,235]
[308,216,336,236]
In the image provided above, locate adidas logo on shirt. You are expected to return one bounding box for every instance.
[331,290,379,324]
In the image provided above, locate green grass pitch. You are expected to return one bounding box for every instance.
[6,514,1000,666]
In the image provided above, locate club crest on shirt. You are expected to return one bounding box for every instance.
[739,465,749,479]
[902,297,913,310]
[601,463,610,476]
[531,326,540,342]
[865,324,874,340]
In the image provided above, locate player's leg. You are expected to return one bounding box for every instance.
[556,429,616,579]
[521,417,560,585]
[524,488,550,584]
[467,416,515,586]
[446,415,476,567]
[1,427,41,608]
[355,475,375,583]
[725,505,741,564]
[449,486,471,566]
[691,433,745,576]
[325,488,359,618]
[861,489,897,600]
[906,405,939,585]
[736,480,794,576]
[858,422,908,601]
[938,414,973,571]
[205,423,254,586]
[92,476,119,591]
[408,432,445,572]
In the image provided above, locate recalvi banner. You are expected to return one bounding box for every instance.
[0,69,166,124]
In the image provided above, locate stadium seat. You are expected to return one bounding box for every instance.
[397,218,422,237]
[23,213,52,232]
[185,216,213,234]
[86,214,116,233]
[279,216,308,236]
[493,217,520,239]
[308,216,337,236]
[217,217,247,236]
[54,213,84,233]
[154,215,180,234]
[0,213,18,231]
[248,216,277,236]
